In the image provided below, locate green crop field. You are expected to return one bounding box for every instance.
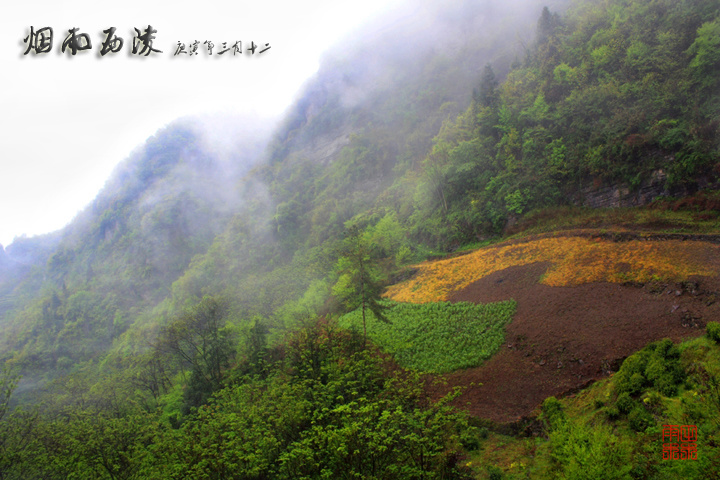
[338,300,516,374]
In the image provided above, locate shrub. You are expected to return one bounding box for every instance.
[615,352,650,396]
[645,355,681,396]
[707,321,720,343]
[644,355,666,383]
[549,418,633,479]
[628,407,654,432]
[655,375,678,396]
[642,391,664,414]
[541,396,566,431]
[460,427,482,451]
[628,373,647,396]
[655,338,680,359]
[487,465,504,480]
[615,339,685,398]
[644,339,685,395]
[606,406,620,420]
[616,393,635,415]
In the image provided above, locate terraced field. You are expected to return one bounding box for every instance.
[384,230,720,422]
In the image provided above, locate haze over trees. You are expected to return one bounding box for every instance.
[0,0,719,477]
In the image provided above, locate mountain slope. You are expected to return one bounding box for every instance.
[4,0,719,402]
[0,116,273,386]
[396,0,720,248]
[163,0,572,322]
[1,0,720,477]
[380,222,720,421]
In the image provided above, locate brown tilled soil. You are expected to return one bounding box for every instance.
[433,260,720,424]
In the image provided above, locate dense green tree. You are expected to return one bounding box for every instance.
[154,296,236,413]
[0,366,40,480]
[0,366,18,424]
[332,225,388,346]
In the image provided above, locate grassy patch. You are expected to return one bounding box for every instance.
[338,300,516,374]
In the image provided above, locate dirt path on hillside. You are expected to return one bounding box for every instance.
[434,260,720,424]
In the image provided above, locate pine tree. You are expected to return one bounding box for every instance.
[332,225,389,347]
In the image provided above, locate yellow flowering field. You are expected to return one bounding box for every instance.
[385,236,718,303]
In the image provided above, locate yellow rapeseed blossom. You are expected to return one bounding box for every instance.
[385,237,717,303]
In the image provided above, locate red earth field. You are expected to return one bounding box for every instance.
[414,235,720,424]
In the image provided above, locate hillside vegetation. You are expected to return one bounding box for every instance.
[467,333,720,479]
[1,0,719,477]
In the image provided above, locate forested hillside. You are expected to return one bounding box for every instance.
[403,0,720,247]
[1,0,719,478]
[0,117,273,397]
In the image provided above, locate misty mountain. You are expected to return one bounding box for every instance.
[1,0,720,476]
[259,0,570,251]
[0,245,12,316]
[2,0,718,414]
[3,233,61,267]
[0,0,570,383]
[0,244,8,273]
[271,0,569,175]
[0,115,274,377]
[158,0,575,321]
[0,232,61,322]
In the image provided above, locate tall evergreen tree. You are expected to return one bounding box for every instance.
[474,64,499,109]
[332,225,389,347]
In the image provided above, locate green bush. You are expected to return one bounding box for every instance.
[549,418,633,479]
[541,396,566,431]
[645,354,681,396]
[628,407,654,432]
[605,406,620,420]
[615,339,685,398]
[707,321,720,343]
[644,355,666,383]
[654,375,678,396]
[655,338,680,360]
[641,391,664,414]
[487,465,504,480]
[460,428,482,451]
[615,352,650,395]
[616,393,635,415]
[628,373,647,396]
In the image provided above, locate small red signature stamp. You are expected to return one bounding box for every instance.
[662,425,698,460]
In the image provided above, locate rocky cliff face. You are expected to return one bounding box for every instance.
[580,169,720,209]
[581,170,670,208]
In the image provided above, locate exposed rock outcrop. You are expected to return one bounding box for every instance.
[581,170,669,208]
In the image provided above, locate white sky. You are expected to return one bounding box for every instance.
[0,0,402,248]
